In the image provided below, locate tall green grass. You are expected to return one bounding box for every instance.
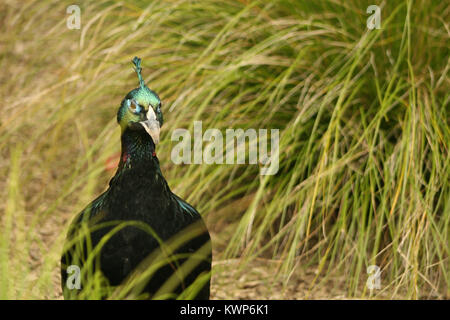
[0,0,448,299]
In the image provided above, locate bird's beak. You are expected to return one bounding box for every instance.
[139,107,160,145]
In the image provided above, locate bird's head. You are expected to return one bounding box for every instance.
[117,57,163,145]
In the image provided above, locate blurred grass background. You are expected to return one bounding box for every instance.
[0,0,448,299]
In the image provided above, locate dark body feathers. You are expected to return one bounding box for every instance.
[61,128,211,299]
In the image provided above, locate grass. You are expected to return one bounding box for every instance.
[0,0,448,299]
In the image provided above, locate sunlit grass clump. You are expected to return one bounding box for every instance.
[0,0,448,299]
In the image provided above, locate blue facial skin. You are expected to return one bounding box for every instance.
[125,99,142,114]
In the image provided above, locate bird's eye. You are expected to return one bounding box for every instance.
[129,100,142,114]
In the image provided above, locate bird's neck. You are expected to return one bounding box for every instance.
[119,128,158,169]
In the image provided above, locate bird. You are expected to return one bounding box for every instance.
[61,57,212,300]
